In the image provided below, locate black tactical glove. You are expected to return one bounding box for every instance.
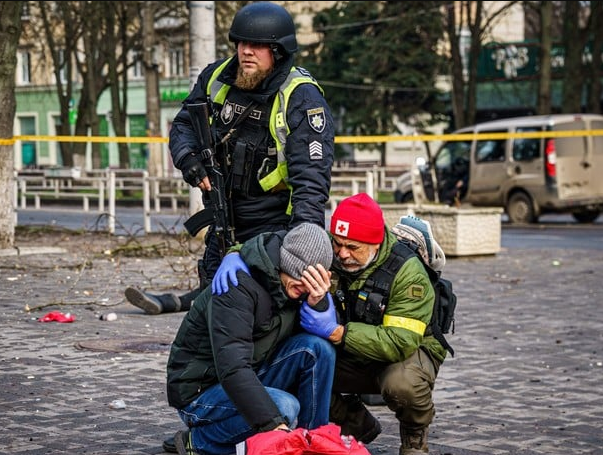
[180,153,207,188]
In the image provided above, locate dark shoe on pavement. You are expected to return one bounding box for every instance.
[174,429,197,455]
[331,393,382,444]
[163,434,177,453]
[124,287,165,315]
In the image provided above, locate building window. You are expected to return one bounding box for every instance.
[21,3,30,19]
[131,51,144,79]
[18,51,31,85]
[169,48,184,77]
[19,116,37,167]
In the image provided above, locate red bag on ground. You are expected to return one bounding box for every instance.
[305,424,371,455]
[236,428,309,455]
[38,311,76,323]
[236,424,372,455]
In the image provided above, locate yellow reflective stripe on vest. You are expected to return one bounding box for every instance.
[261,68,322,215]
[269,67,323,153]
[207,58,232,104]
[259,161,289,190]
[382,314,427,336]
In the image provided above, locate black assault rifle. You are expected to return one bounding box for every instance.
[183,102,236,258]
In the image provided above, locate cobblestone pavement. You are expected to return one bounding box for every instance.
[1,229,602,455]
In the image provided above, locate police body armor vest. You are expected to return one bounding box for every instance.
[206,58,323,212]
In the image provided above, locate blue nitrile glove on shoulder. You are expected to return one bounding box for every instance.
[212,252,250,295]
[300,293,339,339]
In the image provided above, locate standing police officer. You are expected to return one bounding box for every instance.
[124,1,334,316]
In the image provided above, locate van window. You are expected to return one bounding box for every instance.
[435,141,471,170]
[512,127,540,161]
[475,132,506,163]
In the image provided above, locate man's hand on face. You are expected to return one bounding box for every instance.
[300,264,331,306]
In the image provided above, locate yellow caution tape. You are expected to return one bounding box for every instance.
[2,129,603,145]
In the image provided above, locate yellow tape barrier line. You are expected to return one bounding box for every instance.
[334,129,603,144]
[2,129,603,145]
[13,135,169,144]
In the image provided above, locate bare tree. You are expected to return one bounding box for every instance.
[445,1,519,129]
[36,1,81,167]
[537,1,553,114]
[30,1,187,170]
[587,1,603,114]
[0,1,23,248]
[561,2,591,113]
[143,1,161,176]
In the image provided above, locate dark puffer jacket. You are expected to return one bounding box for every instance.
[166,230,300,431]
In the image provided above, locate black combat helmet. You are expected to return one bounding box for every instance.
[228,2,298,55]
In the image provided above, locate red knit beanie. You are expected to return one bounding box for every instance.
[330,193,385,244]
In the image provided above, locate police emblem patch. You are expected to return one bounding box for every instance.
[307,107,326,133]
[220,101,235,124]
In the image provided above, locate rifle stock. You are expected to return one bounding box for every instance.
[184,103,235,256]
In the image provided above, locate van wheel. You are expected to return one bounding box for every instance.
[571,209,601,223]
[507,192,536,224]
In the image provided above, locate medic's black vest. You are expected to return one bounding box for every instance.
[336,240,457,356]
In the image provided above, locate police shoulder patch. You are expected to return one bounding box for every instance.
[307,107,326,133]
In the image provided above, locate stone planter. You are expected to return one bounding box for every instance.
[380,203,503,256]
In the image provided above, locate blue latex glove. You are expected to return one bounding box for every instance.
[300,293,339,339]
[211,253,250,295]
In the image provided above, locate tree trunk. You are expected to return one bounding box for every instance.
[0,1,22,248]
[447,2,466,129]
[143,1,162,177]
[465,1,483,127]
[562,2,585,113]
[537,1,552,114]
[588,1,603,113]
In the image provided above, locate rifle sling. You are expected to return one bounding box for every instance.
[218,101,258,146]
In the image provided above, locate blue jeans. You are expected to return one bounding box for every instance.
[177,333,335,455]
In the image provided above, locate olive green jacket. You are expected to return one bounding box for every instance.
[334,229,447,364]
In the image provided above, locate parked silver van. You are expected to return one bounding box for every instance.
[398,114,603,223]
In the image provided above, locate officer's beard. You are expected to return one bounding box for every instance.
[235,66,273,90]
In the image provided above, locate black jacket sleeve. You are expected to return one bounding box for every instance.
[284,83,335,229]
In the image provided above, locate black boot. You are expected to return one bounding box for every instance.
[330,393,382,444]
[124,287,181,315]
[177,288,202,312]
[162,434,177,453]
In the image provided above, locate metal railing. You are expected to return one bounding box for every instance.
[14,167,388,234]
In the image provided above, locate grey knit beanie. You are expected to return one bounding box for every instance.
[280,223,333,280]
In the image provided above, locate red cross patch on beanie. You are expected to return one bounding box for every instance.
[330,193,385,244]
